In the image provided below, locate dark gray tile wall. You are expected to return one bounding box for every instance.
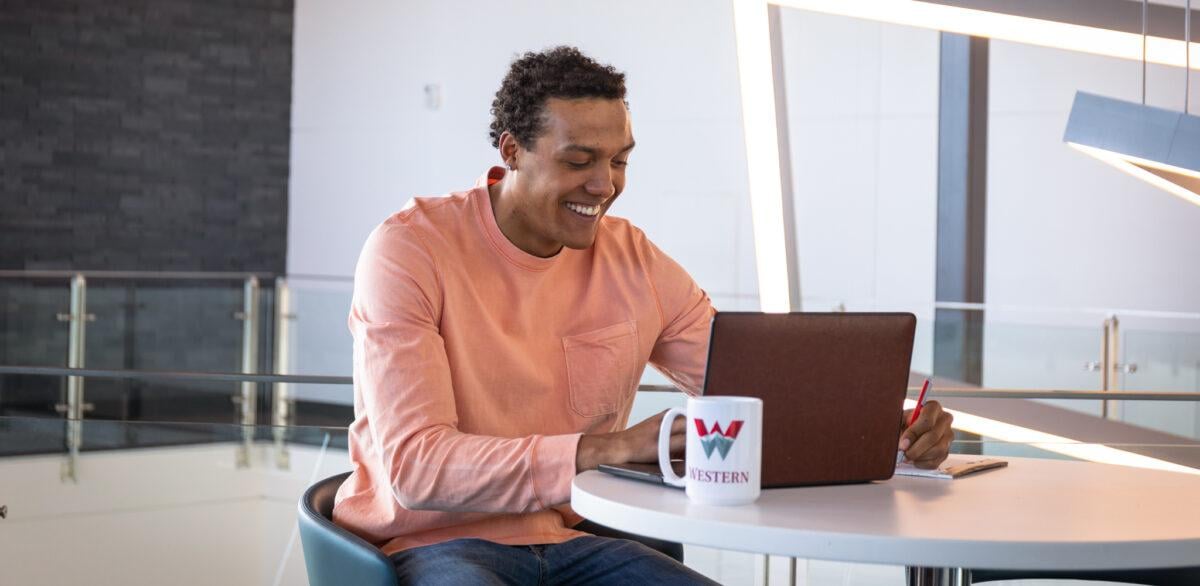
[0,0,293,272]
[0,1,293,423]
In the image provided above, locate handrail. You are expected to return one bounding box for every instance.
[640,384,1200,401]
[0,365,350,385]
[932,300,1200,321]
[2,365,1200,401]
[3,270,1196,320]
[0,270,276,281]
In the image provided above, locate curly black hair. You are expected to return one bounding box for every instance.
[489,46,626,149]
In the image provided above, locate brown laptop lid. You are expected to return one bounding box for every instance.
[702,312,916,488]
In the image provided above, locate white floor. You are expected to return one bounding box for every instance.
[0,438,1108,585]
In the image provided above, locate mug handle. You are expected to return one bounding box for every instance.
[658,407,686,488]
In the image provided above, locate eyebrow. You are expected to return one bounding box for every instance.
[561,141,636,156]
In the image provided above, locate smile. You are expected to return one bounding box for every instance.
[564,202,601,217]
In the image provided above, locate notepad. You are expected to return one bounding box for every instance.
[894,454,1008,479]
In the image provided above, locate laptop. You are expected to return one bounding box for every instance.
[600,312,916,488]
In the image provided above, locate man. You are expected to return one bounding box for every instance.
[334,46,954,584]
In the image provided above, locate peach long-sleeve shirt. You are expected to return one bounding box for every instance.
[333,167,714,555]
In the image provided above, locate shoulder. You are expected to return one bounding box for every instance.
[595,214,655,259]
[367,190,474,255]
[384,191,471,237]
[596,215,684,274]
[357,191,474,284]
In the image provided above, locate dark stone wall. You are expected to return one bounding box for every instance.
[0,0,293,272]
[0,0,293,424]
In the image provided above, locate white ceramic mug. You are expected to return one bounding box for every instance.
[658,396,762,505]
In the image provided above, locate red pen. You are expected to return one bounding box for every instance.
[897,379,931,465]
[909,378,931,427]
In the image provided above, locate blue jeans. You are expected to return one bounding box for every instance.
[390,536,718,585]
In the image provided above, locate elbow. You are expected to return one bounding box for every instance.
[388,463,443,511]
[382,427,452,511]
[387,446,450,511]
[391,486,436,511]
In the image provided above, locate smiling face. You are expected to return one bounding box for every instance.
[492,97,635,257]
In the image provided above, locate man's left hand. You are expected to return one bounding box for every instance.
[899,401,954,469]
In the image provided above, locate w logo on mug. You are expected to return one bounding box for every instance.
[694,419,744,460]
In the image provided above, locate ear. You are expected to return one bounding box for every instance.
[498,131,522,171]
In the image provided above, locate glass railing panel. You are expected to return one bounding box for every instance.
[0,278,72,418]
[282,276,355,426]
[81,279,263,371]
[0,277,72,367]
[0,273,281,423]
[80,280,253,422]
[981,320,1105,416]
[284,277,353,378]
[1121,324,1200,440]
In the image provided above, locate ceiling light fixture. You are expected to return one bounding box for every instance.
[774,0,1200,68]
[1064,0,1200,208]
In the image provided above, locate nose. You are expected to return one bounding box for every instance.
[584,166,615,199]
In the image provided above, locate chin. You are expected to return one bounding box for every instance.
[561,229,601,250]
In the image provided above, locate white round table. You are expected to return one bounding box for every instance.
[571,457,1200,585]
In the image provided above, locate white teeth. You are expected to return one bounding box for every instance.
[565,202,599,217]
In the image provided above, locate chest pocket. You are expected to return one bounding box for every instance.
[562,321,640,418]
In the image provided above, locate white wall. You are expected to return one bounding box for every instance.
[987,41,1200,316]
[285,1,942,388]
[287,0,759,311]
[984,40,1200,434]
[778,8,941,375]
[286,0,766,396]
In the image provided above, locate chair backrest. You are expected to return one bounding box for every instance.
[297,471,398,586]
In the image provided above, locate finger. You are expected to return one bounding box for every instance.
[907,413,945,463]
[906,412,954,463]
[900,401,942,448]
[905,412,949,459]
[672,414,686,434]
[670,432,686,456]
[913,431,951,467]
[912,444,949,469]
[904,428,945,463]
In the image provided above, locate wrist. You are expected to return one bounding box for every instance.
[575,433,618,473]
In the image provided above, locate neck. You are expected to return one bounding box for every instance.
[488,177,562,258]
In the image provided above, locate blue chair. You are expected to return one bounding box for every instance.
[298,472,398,586]
[298,472,685,585]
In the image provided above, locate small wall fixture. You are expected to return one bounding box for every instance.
[1064,91,1200,208]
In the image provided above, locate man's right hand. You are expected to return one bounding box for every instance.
[575,410,686,473]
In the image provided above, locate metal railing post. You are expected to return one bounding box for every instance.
[1105,316,1119,419]
[54,275,97,419]
[271,276,295,469]
[1097,315,1140,421]
[58,274,93,482]
[235,276,260,468]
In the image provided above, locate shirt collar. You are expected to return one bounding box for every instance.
[476,165,506,188]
